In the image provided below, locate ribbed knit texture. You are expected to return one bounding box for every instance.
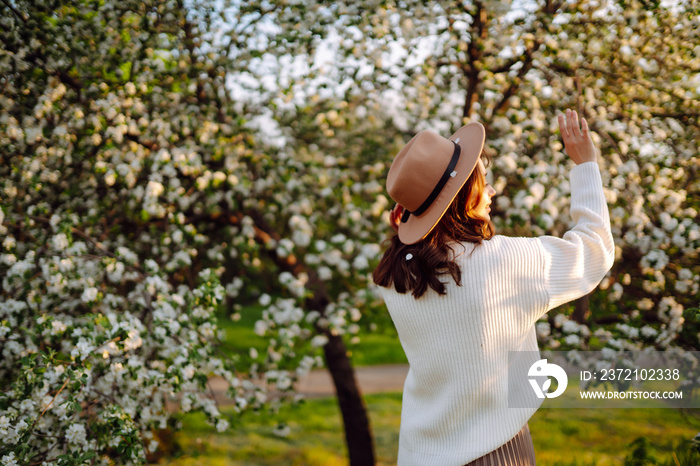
[379,162,615,466]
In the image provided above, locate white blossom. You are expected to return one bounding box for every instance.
[273,423,291,438]
[564,334,580,346]
[81,287,98,303]
[216,419,229,432]
[65,424,87,446]
[0,452,18,466]
[310,335,329,348]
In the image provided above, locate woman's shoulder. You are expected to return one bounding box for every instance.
[458,234,541,249]
[452,235,543,263]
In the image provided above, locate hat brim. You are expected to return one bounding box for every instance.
[397,122,485,245]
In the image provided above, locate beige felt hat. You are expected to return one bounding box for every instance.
[386,122,486,245]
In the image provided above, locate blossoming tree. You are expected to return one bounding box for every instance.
[2,0,699,465]
[0,0,359,463]
[1,0,403,463]
[0,1,257,463]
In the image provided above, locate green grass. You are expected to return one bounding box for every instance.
[155,393,700,466]
[215,306,268,366]
[345,329,407,367]
[215,306,407,368]
[154,394,401,466]
[531,407,699,465]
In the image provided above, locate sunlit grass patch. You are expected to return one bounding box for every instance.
[215,306,407,369]
[530,407,699,465]
[155,394,404,465]
[345,330,407,367]
[156,392,698,465]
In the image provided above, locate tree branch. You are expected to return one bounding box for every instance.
[124,133,159,152]
[649,111,700,120]
[0,0,28,23]
[29,377,70,433]
[27,215,123,262]
[491,56,522,74]
[490,0,569,115]
[492,41,539,116]
[463,1,487,119]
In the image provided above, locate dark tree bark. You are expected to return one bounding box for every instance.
[572,292,591,323]
[323,333,376,466]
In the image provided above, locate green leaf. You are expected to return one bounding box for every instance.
[80,451,97,461]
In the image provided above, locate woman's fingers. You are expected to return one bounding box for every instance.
[558,113,569,138]
[558,109,596,165]
[560,109,584,140]
[559,109,583,164]
[570,110,581,137]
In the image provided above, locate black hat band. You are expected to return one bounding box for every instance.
[401,142,461,223]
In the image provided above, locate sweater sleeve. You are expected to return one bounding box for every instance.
[537,162,615,311]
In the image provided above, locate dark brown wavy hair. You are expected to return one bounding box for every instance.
[373,153,495,298]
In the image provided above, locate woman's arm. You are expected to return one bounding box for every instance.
[538,110,615,311]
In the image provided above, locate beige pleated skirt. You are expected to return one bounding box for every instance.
[465,423,536,465]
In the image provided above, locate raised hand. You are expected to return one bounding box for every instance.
[558,109,597,165]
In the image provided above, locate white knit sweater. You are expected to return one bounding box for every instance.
[379,162,615,465]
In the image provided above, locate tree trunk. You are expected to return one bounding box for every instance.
[572,292,591,323]
[245,210,376,465]
[323,333,376,466]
